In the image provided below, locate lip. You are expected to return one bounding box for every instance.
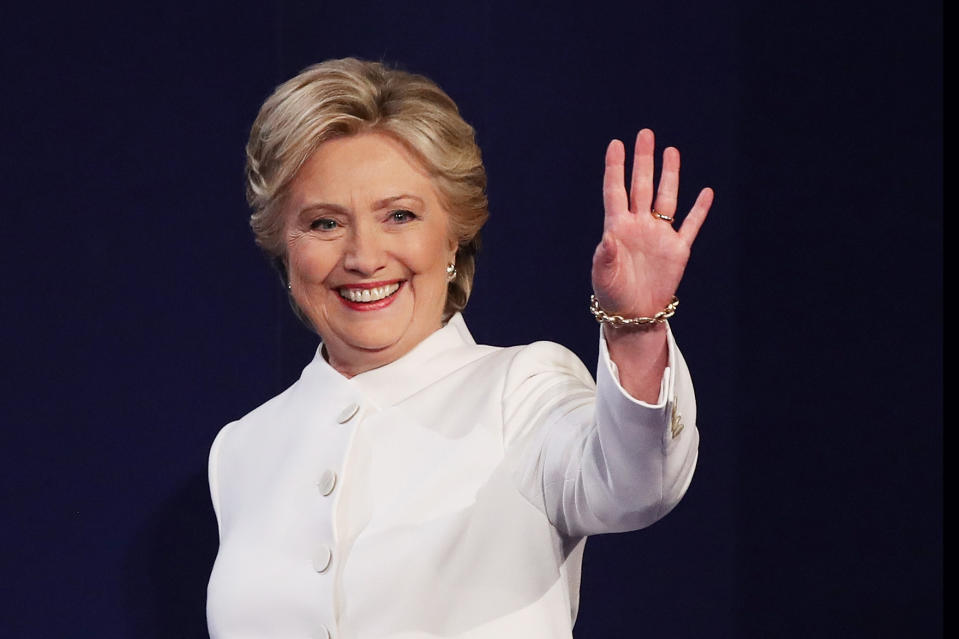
[336,280,404,311]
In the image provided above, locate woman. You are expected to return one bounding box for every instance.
[208,57,712,638]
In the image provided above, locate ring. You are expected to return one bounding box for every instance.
[651,209,674,223]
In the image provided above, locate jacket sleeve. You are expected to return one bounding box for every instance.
[503,324,698,537]
[208,421,236,539]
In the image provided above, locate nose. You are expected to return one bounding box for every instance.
[342,223,387,276]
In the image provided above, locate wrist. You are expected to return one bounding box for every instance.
[603,321,668,351]
[602,323,669,403]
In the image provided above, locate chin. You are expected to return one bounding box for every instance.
[342,327,406,353]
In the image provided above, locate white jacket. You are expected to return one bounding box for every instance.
[207,313,698,639]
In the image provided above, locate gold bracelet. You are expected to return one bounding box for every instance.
[588,294,678,328]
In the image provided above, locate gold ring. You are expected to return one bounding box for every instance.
[651,209,674,223]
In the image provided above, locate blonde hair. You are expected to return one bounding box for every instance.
[246,57,488,319]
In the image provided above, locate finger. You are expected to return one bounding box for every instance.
[603,139,629,220]
[678,187,714,246]
[629,129,655,214]
[653,146,680,217]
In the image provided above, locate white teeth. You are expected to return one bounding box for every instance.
[339,283,400,303]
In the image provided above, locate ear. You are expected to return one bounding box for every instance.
[272,256,289,287]
[447,236,458,262]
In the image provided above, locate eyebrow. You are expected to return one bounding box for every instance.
[375,194,425,209]
[299,194,426,216]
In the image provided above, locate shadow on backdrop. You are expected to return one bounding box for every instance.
[124,473,217,639]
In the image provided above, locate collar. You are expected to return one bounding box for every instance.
[298,313,491,409]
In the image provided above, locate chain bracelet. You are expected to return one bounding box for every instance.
[589,294,679,328]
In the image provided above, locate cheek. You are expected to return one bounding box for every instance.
[289,242,336,283]
[409,242,450,276]
[407,233,454,308]
[411,225,455,269]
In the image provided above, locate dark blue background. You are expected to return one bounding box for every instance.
[0,1,940,637]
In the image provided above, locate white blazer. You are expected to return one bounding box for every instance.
[207,313,698,639]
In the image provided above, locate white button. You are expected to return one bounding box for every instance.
[317,470,337,496]
[336,402,360,424]
[313,545,332,573]
[312,625,331,639]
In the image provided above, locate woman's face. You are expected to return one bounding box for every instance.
[283,133,457,377]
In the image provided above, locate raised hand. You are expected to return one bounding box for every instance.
[591,129,713,320]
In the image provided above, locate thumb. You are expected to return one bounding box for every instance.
[593,232,618,266]
[592,232,619,290]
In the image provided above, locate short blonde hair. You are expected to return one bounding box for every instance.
[246,57,488,319]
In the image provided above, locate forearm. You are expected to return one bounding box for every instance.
[602,323,669,403]
[538,327,698,536]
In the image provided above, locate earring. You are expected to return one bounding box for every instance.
[287,282,292,291]
[446,262,457,282]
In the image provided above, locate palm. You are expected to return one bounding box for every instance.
[592,129,713,317]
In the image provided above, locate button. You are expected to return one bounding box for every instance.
[336,402,360,424]
[312,626,331,639]
[313,545,332,573]
[317,470,337,496]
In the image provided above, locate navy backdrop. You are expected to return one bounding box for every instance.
[0,1,940,637]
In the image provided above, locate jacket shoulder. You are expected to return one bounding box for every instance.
[501,340,595,391]
[210,379,301,454]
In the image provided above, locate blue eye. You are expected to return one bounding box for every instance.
[389,209,416,223]
[311,218,338,231]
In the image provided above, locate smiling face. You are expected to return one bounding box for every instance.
[282,133,457,377]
